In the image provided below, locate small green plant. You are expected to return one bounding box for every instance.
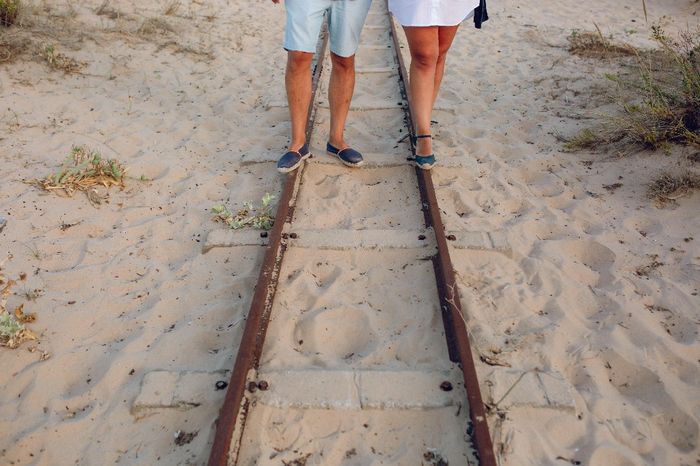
[21,242,41,260]
[42,43,83,73]
[28,145,127,205]
[0,267,37,349]
[0,0,20,27]
[44,43,57,66]
[0,313,23,339]
[212,193,276,230]
[0,312,37,348]
[563,128,601,151]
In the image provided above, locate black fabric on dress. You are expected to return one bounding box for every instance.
[474,0,488,28]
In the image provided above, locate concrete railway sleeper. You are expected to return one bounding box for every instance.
[208,2,496,465]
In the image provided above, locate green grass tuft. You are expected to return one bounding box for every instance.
[565,25,700,153]
[28,145,127,205]
[0,0,20,27]
[564,128,603,151]
[568,26,635,59]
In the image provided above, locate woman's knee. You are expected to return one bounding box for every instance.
[411,46,439,68]
[436,50,449,67]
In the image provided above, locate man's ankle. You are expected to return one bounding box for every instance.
[328,137,347,150]
[289,141,306,152]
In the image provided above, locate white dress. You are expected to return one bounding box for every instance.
[388,0,480,27]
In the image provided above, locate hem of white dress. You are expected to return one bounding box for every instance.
[391,9,475,28]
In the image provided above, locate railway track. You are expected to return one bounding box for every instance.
[208,2,496,464]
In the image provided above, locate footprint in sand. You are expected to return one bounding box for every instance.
[604,414,655,455]
[645,304,698,345]
[312,174,343,200]
[589,445,642,466]
[650,344,700,387]
[622,215,663,238]
[519,217,568,241]
[563,239,616,272]
[604,350,699,453]
[294,306,375,362]
[520,169,566,198]
[448,190,474,218]
[540,239,616,288]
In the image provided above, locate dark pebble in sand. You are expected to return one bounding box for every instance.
[174,430,198,446]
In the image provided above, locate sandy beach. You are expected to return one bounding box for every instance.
[1,1,699,465]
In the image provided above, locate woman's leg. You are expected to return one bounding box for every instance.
[403,26,439,156]
[433,25,460,105]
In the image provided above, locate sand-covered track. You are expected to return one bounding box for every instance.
[207,2,496,465]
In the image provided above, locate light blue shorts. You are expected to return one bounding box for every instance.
[284,0,373,58]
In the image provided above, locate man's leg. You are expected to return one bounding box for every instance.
[324,0,371,166]
[328,52,355,150]
[277,0,326,172]
[286,51,314,151]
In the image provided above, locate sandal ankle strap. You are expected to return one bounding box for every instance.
[411,134,432,145]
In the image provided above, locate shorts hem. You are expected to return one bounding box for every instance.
[283,47,316,54]
[328,47,358,58]
[283,42,317,54]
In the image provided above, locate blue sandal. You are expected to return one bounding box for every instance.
[326,142,364,168]
[411,134,436,170]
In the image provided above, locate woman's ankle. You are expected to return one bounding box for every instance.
[416,137,432,156]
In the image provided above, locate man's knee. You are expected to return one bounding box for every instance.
[330,52,355,72]
[287,51,313,72]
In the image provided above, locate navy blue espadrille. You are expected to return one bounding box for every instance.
[326,142,364,168]
[277,144,310,173]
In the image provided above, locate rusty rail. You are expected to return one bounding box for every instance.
[387,9,498,466]
[207,26,329,466]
